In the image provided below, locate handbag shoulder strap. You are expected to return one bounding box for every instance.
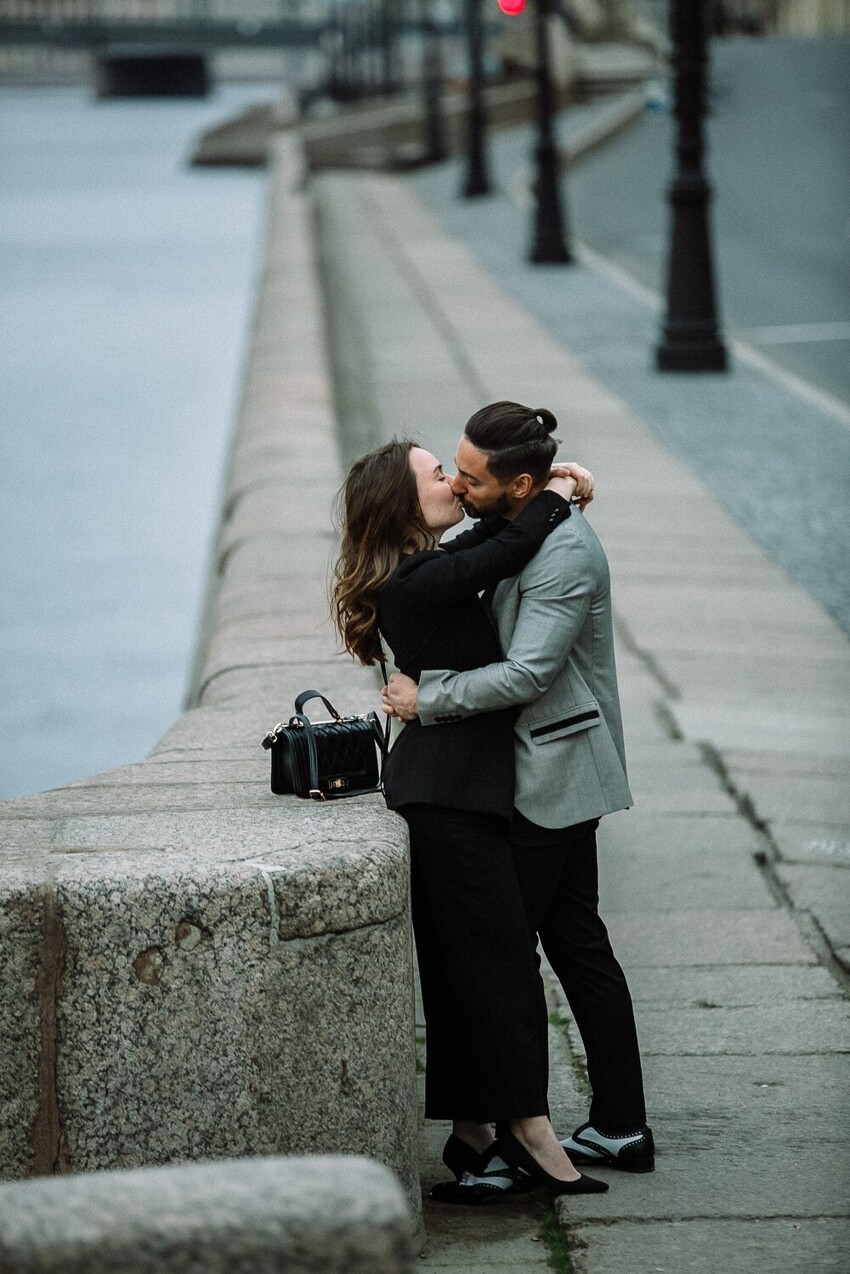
[377,653,391,766]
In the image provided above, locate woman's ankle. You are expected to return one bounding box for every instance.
[452,1120,494,1154]
[510,1115,553,1150]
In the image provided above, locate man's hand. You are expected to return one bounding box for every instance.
[382,672,420,722]
[552,462,594,510]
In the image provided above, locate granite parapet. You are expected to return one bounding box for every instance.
[0,133,419,1232]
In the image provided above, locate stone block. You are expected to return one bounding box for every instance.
[0,1154,413,1273]
[198,636,344,692]
[0,870,44,1179]
[199,664,385,717]
[210,576,331,628]
[220,482,341,546]
[219,532,335,582]
[20,851,417,1205]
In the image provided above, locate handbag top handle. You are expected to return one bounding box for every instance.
[291,654,391,799]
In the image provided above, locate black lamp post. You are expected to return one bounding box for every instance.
[461,0,491,197]
[365,0,381,96]
[421,0,448,163]
[529,0,571,262]
[656,0,727,371]
[379,0,398,95]
[325,2,343,101]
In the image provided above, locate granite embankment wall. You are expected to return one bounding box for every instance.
[0,134,418,1224]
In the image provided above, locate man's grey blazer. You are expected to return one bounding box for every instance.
[417,509,633,828]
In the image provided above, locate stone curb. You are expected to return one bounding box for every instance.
[0,134,420,1237]
[0,1154,413,1274]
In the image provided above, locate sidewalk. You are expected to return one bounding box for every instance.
[311,145,850,1269]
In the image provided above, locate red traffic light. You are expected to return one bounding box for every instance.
[496,0,526,14]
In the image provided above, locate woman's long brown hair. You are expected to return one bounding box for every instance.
[332,439,434,666]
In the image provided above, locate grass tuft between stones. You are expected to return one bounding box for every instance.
[535,1194,576,1274]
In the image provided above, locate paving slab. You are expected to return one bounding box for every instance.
[418,1205,552,1269]
[728,773,850,829]
[605,910,816,968]
[551,1052,850,1222]
[597,813,764,861]
[568,1218,850,1274]
[633,1000,850,1056]
[598,848,775,911]
[625,965,844,1008]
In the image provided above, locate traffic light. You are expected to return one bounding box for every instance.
[496,0,526,14]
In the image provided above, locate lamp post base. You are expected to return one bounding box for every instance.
[656,340,728,372]
[462,171,491,198]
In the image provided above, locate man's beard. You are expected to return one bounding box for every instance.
[461,491,514,520]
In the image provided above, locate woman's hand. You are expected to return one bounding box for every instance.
[382,672,419,722]
[549,462,595,510]
[545,468,578,502]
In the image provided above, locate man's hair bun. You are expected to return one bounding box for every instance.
[533,408,558,435]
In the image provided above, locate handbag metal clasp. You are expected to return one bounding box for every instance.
[309,789,326,801]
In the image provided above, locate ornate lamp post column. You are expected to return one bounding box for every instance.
[529,0,571,262]
[462,0,491,197]
[421,0,448,163]
[379,0,398,95]
[656,0,727,371]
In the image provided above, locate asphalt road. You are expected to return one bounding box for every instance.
[568,35,850,406]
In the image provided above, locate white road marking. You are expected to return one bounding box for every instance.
[742,321,850,344]
[571,245,850,433]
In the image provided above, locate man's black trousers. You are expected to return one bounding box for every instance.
[513,819,647,1131]
[405,804,646,1131]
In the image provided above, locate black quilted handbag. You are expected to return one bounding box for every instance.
[262,690,390,800]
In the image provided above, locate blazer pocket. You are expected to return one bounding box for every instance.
[528,702,602,745]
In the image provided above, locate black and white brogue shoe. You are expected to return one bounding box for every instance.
[430,1144,535,1206]
[560,1122,655,1173]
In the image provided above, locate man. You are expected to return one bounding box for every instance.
[384,401,654,1175]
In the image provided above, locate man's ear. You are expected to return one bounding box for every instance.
[510,473,535,499]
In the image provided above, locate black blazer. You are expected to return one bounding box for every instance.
[377,491,570,820]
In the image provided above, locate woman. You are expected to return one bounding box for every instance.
[332,426,609,1202]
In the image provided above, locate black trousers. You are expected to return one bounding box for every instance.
[402,804,548,1123]
[513,821,647,1131]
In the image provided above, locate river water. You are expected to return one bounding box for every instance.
[0,83,274,799]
